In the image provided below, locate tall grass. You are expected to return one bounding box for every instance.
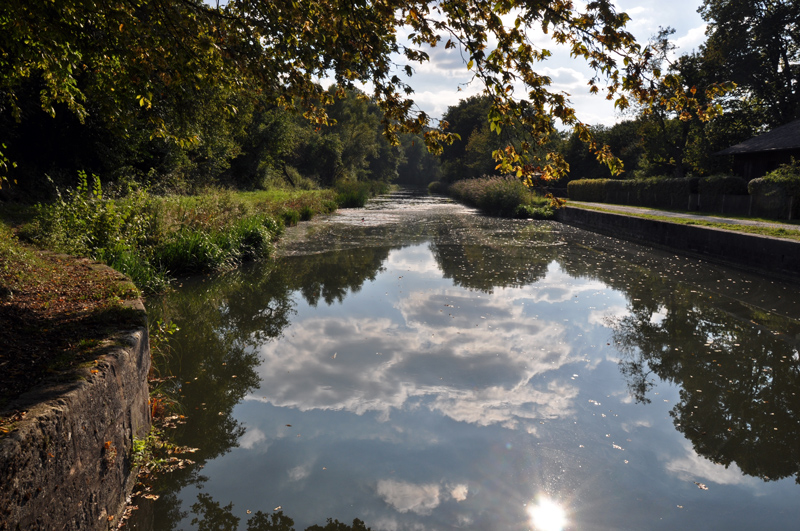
[446,177,555,219]
[23,177,340,293]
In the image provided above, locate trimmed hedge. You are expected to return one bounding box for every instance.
[698,175,748,195]
[567,165,798,219]
[568,177,694,207]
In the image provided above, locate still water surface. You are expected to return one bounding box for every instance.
[134,189,800,530]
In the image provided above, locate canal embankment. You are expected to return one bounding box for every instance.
[0,290,150,530]
[556,203,800,282]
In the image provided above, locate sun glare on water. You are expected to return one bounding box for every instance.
[528,497,567,531]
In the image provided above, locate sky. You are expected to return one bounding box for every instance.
[384,0,709,126]
[212,0,709,126]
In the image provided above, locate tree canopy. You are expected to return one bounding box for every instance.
[700,0,800,128]
[1,0,670,188]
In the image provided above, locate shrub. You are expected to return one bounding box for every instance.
[514,204,555,220]
[472,177,529,215]
[752,160,800,198]
[427,181,448,194]
[155,229,227,274]
[567,179,613,202]
[299,205,315,221]
[447,176,553,218]
[231,215,278,260]
[31,172,152,258]
[97,244,170,294]
[636,177,692,203]
[26,173,286,293]
[748,178,784,197]
[698,175,748,195]
[335,188,368,208]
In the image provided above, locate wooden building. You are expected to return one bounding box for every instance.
[717,119,800,180]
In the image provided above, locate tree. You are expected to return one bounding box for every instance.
[439,96,497,182]
[700,0,800,128]
[560,120,641,180]
[396,133,442,185]
[1,0,665,189]
[289,87,402,186]
[625,29,734,178]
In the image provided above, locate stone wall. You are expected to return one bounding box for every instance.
[0,300,150,530]
[555,206,800,282]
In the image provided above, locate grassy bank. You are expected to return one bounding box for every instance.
[6,178,390,294]
[430,177,556,219]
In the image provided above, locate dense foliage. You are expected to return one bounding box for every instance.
[700,0,800,129]
[1,1,795,201]
[697,174,748,196]
[1,0,686,196]
[557,1,800,183]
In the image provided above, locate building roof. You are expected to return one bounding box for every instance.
[717,119,800,155]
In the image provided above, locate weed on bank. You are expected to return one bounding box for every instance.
[20,174,344,293]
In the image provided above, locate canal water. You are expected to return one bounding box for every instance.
[132,189,800,530]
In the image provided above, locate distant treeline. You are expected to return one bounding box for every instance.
[1,84,443,201]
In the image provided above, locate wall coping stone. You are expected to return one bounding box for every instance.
[556,206,800,284]
[0,294,151,530]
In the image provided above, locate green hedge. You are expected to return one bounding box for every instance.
[698,175,748,195]
[568,177,694,206]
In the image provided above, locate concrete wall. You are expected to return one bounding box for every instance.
[555,206,800,282]
[0,301,150,531]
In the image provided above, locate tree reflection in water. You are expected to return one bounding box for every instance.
[133,247,395,530]
[605,273,800,484]
[429,221,559,292]
[190,493,370,531]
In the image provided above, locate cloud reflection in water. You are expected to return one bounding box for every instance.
[251,278,586,431]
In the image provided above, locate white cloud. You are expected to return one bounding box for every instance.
[377,479,441,515]
[250,280,585,431]
[404,0,707,124]
[385,246,441,275]
[449,483,469,502]
[621,419,653,432]
[588,305,629,327]
[376,479,472,516]
[673,24,708,55]
[239,427,267,450]
[665,441,759,487]
[288,463,313,482]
